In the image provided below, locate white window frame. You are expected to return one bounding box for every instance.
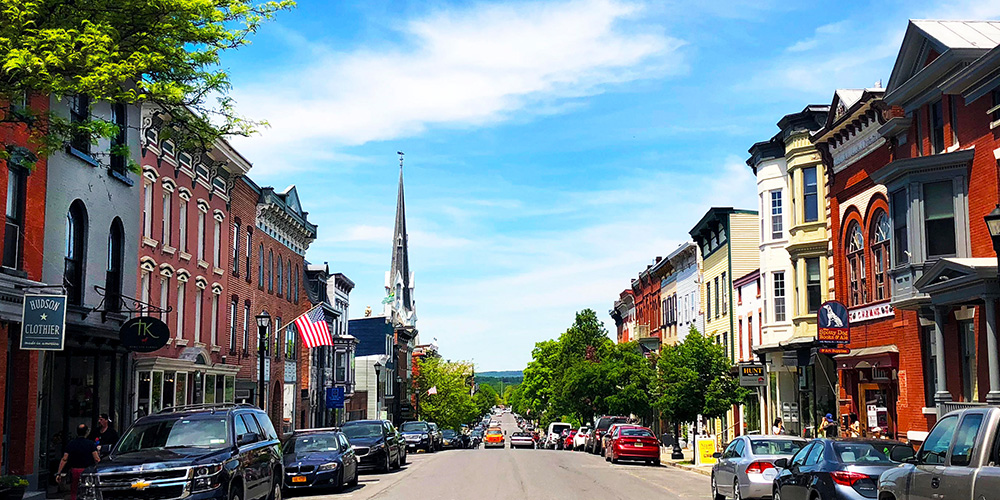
[195,288,204,343]
[176,282,185,340]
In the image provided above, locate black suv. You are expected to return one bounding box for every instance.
[341,420,405,472]
[79,404,282,500]
[399,421,435,452]
[586,415,628,454]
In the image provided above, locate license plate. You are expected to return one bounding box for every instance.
[634,443,643,447]
[291,476,307,483]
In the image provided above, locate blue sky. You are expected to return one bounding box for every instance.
[223,0,1000,371]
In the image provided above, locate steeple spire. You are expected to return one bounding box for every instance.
[387,152,413,324]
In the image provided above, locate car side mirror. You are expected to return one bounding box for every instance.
[712,452,722,459]
[237,432,258,446]
[773,458,788,469]
[890,446,917,463]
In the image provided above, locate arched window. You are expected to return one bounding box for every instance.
[846,221,866,306]
[106,218,125,311]
[294,265,299,304]
[258,244,264,287]
[287,259,292,301]
[277,258,283,295]
[65,201,88,305]
[268,250,273,292]
[871,211,891,301]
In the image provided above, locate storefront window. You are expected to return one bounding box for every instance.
[922,326,937,406]
[225,376,235,402]
[960,320,977,402]
[176,373,187,406]
[163,371,175,409]
[205,374,216,403]
[137,371,151,416]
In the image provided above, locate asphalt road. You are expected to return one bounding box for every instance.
[290,412,710,500]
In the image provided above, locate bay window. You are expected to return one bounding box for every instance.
[924,181,956,257]
[803,167,818,223]
[806,257,821,313]
[891,189,909,265]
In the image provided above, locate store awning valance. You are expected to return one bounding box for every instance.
[834,345,899,370]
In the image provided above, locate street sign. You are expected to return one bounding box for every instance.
[20,294,67,351]
[739,364,767,387]
[819,347,850,355]
[326,387,345,409]
[817,300,850,344]
[120,316,170,352]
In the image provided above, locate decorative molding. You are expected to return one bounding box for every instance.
[177,187,192,201]
[213,209,225,222]
[176,269,191,283]
[159,263,175,277]
[140,256,157,272]
[142,165,159,181]
[211,282,223,295]
[161,177,176,192]
[196,199,209,213]
[195,276,208,289]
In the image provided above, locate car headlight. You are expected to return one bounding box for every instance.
[318,462,338,471]
[191,464,225,492]
[80,474,97,487]
[371,442,385,451]
[421,433,429,439]
[194,465,223,477]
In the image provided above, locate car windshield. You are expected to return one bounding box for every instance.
[285,434,341,453]
[551,425,570,434]
[116,418,229,454]
[343,423,383,439]
[512,432,528,437]
[442,430,457,437]
[833,442,895,464]
[487,429,502,436]
[597,417,627,430]
[401,422,428,432]
[750,439,807,455]
[620,429,654,437]
[471,431,483,437]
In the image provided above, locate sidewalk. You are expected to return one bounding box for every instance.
[659,446,713,477]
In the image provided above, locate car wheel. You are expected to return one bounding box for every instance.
[269,474,282,500]
[381,451,391,473]
[229,483,243,500]
[347,466,359,487]
[653,458,661,467]
[333,469,344,492]
[733,479,742,500]
[611,452,619,464]
[391,450,400,469]
[712,474,724,500]
[400,451,407,466]
[773,487,782,500]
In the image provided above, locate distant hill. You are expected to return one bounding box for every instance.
[477,370,523,379]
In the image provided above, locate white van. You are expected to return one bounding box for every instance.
[545,422,572,449]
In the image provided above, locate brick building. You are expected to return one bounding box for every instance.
[868,20,1000,439]
[228,178,315,432]
[131,104,250,416]
[813,87,928,440]
[631,257,666,352]
[0,93,50,481]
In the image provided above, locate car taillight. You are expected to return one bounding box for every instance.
[746,461,776,474]
[831,471,870,486]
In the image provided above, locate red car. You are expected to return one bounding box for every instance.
[562,429,577,450]
[605,426,660,465]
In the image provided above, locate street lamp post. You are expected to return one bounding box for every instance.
[374,361,382,420]
[983,206,1000,404]
[256,310,271,410]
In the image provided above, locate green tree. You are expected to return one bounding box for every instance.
[473,383,500,415]
[414,357,478,430]
[654,327,749,424]
[0,0,294,168]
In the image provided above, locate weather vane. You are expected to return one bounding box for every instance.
[397,151,404,171]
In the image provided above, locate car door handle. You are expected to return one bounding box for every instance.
[931,477,940,489]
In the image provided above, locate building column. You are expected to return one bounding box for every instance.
[985,299,1000,404]
[933,307,952,404]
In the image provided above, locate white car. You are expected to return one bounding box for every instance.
[573,427,590,450]
[545,422,572,449]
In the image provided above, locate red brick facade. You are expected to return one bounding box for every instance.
[0,93,48,476]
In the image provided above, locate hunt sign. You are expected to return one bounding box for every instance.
[739,364,767,387]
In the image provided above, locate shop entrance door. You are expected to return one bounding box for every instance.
[859,383,893,437]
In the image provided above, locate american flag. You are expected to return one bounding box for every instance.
[294,306,332,349]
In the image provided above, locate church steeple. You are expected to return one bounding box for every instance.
[387,152,414,325]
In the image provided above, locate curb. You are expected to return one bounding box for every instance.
[660,458,713,477]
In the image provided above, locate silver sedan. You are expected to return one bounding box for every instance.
[712,435,807,500]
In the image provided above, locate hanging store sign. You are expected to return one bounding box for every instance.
[739,364,767,387]
[120,316,170,352]
[20,294,68,351]
[817,300,850,344]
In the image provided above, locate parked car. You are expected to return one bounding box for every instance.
[587,416,629,454]
[604,426,661,465]
[470,430,483,448]
[79,404,282,500]
[880,407,988,500]
[545,422,572,449]
[510,432,535,449]
[710,435,806,500]
[573,427,590,451]
[282,428,359,492]
[428,422,444,450]
[400,421,436,452]
[341,419,405,472]
[562,429,577,451]
[441,429,461,449]
[772,438,913,500]
[602,423,641,454]
[393,428,408,464]
[484,428,505,448]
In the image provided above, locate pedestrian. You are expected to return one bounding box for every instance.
[56,424,101,500]
[822,413,838,437]
[871,427,885,439]
[89,413,119,457]
[772,418,783,435]
[848,414,861,437]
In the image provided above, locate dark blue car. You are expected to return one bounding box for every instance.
[342,420,405,472]
[772,438,914,500]
[282,429,358,492]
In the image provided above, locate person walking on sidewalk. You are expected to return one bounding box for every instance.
[56,424,101,500]
[89,413,119,457]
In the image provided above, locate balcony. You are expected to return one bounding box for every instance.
[635,324,652,339]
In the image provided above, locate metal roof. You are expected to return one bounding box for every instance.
[910,20,1000,50]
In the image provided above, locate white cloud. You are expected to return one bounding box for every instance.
[230,0,685,172]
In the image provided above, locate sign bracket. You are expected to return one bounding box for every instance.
[91,285,172,322]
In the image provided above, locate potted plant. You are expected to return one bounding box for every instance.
[0,475,28,500]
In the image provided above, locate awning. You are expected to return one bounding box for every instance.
[834,345,899,370]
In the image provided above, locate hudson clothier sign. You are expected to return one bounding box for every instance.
[20,294,67,350]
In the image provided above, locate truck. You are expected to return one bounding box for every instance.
[879,406,996,500]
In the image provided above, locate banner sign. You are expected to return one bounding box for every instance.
[849,303,894,323]
[819,347,851,355]
[817,300,850,345]
[120,316,170,352]
[739,364,767,387]
[20,294,67,351]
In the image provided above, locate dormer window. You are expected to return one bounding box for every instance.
[179,152,193,170]
[161,140,175,157]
